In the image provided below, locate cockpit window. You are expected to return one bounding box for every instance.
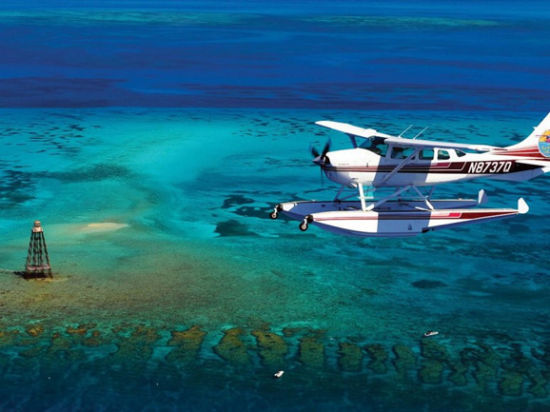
[360,137,388,156]
[418,149,434,160]
[390,147,416,159]
[437,149,450,160]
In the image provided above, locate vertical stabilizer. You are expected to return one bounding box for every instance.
[506,112,550,151]
[500,112,550,159]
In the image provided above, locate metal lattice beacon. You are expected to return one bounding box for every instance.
[24,220,52,278]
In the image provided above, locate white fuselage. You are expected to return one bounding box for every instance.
[322,145,546,188]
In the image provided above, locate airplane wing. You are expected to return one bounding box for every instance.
[316,120,496,152]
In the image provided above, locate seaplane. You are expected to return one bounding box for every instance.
[270,113,550,237]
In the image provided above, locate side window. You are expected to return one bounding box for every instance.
[375,143,388,157]
[437,150,450,160]
[391,147,415,159]
[456,150,466,157]
[419,149,434,160]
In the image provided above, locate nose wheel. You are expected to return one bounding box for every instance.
[299,215,312,231]
[269,205,280,220]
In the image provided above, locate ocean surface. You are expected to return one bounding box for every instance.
[0,1,549,411]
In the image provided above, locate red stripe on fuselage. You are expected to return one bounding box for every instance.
[314,210,516,222]
[324,160,540,174]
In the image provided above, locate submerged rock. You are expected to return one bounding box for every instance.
[213,328,250,366]
[26,324,44,338]
[299,335,325,369]
[365,344,388,374]
[338,342,363,372]
[252,330,287,368]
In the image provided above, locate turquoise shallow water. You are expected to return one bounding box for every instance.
[1,1,550,409]
[0,108,549,410]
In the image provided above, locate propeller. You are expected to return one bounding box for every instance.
[311,139,331,166]
[311,139,331,187]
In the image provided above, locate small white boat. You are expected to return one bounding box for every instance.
[423,331,439,337]
[273,370,284,379]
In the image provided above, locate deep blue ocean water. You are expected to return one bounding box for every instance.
[0,1,549,411]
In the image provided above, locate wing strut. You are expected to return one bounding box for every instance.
[364,185,412,211]
[412,186,434,210]
[376,148,420,187]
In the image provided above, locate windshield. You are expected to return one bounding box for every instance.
[359,137,388,156]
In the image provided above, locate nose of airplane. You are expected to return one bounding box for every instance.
[312,154,330,166]
[310,139,331,165]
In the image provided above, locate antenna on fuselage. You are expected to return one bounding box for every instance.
[398,124,413,137]
[412,127,429,140]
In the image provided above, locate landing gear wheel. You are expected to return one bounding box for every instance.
[299,220,308,231]
[270,210,278,220]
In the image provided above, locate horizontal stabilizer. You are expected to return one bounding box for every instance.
[477,189,488,205]
[518,198,529,214]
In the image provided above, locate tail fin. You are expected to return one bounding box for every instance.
[506,113,550,157]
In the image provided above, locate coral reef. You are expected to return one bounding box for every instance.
[213,328,250,366]
[447,359,468,386]
[365,344,388,374]
[83,330,104,347]
[461,344,499,391]
[498,371,524,396]
[392,344,416,377]
[338,342,363,372]
[251,330,287,368]
[166,325,206,364]
[299,335,325,369]
[418,359,444,384]
[421,339,448,361]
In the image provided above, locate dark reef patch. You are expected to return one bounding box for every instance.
[0,170,36,205]
[48,163,131,182]
[507,223,531,235]
[215,219,257,237]
[411,279,447,289]
[233,205,272,220]
[221,194,254,209]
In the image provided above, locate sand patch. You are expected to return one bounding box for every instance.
[80,222,128,233]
